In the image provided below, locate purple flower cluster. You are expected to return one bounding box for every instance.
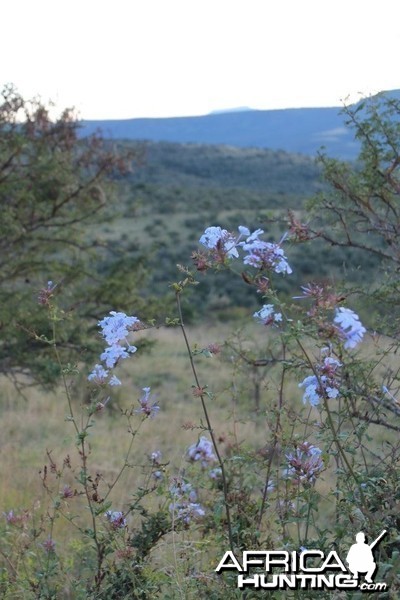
[186,436,217,467]
[38,280,57,306]
[4,509,29,526]
[169,477,205,524]
[209,467,223,480]
[105,510,127,529]
[241,230,292,274]
[285,442,324,484]
[42,537,56,553]
[199,225,292,274]
[134,387,160,419]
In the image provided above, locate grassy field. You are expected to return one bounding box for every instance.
[1,309,399,598]
[1,319,396,525]
[1,137,398,594]
[1,322,271,505]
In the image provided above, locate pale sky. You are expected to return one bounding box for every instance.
[2,0,399,119]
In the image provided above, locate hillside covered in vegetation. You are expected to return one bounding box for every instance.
[98,140,382,321]
[81,90,400,160]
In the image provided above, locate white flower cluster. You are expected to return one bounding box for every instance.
[199,226,239,258]
[150,450,163,480]
[87,364,121,386]
[299,356,342,406]
[253,304,282,326]
[186,436,217,468]
[98,311,139,368]
[199,225,292,275]
[150,450,162,464]
[334,307,366,349]
[88,311,139,387]
[298,308,365,406]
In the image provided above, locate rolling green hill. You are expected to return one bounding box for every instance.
[96,140,381,321]
[125,141,322,194]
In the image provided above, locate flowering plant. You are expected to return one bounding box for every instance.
[2,91,400,596]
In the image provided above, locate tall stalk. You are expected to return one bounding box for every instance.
[175,291,235,553]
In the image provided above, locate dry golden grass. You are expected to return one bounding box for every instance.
[0,324,269,511]
[1,322,398,561]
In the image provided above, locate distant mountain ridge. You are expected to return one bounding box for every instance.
[80,90,400,160]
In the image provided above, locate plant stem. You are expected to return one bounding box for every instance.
[103,417,141,502]
[295,338,366,507]
[175,291,235,553]
[257,341,286,529]
[51,313,104,589]
[51,319,80,437]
